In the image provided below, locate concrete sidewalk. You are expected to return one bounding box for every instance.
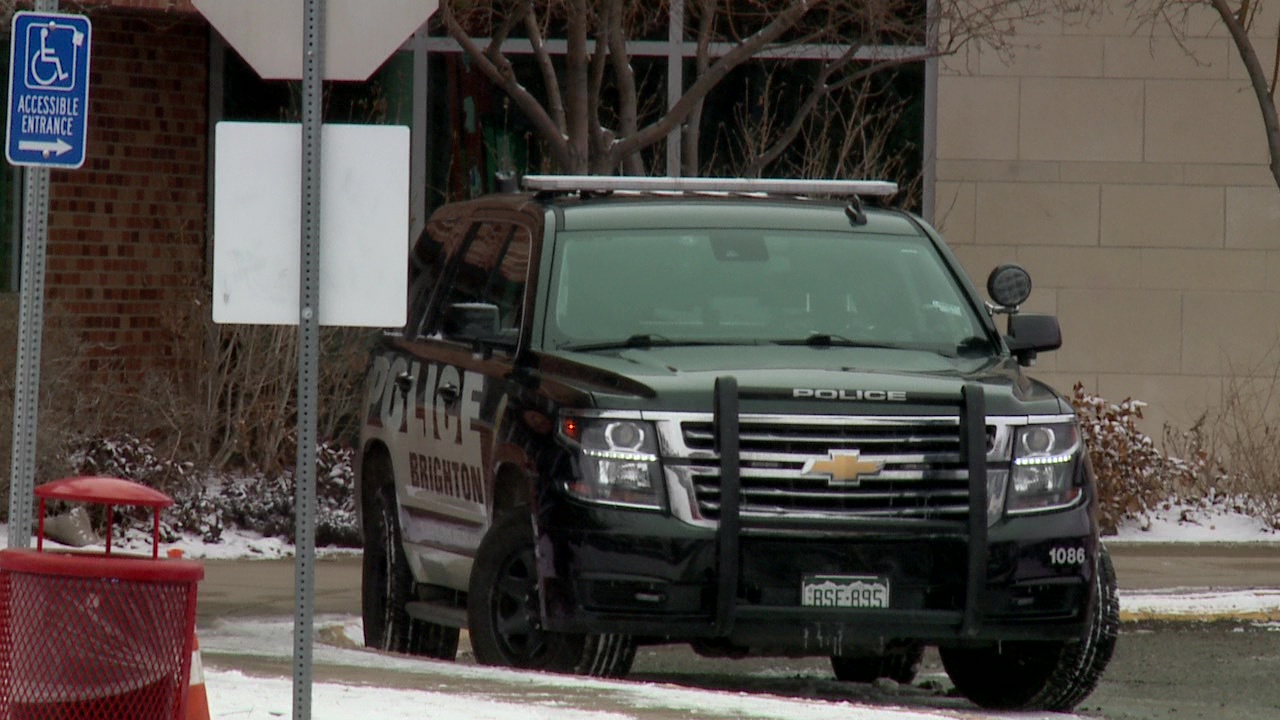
[1106,541,1280,590]
[193,542,1280,627]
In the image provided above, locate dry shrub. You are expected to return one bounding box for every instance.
[0,299,101,519]
[1190,365,1280,529]
[69,433,357,546]
[2,281,370,536]
[103,286,372,476]
[1070,383,1208,534]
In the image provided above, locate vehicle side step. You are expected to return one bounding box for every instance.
[405,601,468,629]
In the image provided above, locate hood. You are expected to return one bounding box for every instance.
[538,345,1068,417]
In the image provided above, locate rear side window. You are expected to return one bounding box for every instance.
[406,217,468,335]
[432,221,533,341]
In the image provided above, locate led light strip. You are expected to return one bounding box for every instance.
[524,174,899,198]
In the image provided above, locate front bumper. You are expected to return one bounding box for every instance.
[537,499,1096,651]
[537,382,1099,654]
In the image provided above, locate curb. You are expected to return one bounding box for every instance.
[1119,588,1280,624]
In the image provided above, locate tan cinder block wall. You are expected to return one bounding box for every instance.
[936,2,1280,435]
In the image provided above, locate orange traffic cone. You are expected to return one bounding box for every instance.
[186,634,211,720]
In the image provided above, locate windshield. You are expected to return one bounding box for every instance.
[543,227,993,356]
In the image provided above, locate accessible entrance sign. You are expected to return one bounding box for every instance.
[5,11,91,168]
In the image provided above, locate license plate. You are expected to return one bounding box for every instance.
[801,574,890,609]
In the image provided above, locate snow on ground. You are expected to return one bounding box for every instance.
[203,666,1020,720]
[1111,503,1280,544]
[200,615,1067,720]
[7,503,1280,720]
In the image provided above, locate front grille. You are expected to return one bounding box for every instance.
[681,417,971,521]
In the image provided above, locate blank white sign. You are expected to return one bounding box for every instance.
[212,121,409,327]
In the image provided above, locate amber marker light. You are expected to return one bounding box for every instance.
[561,417,581,441]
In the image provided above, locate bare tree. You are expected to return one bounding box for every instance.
[441,0,1054,178]
[1125,0,1280,190]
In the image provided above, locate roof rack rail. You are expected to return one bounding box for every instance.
[522,174,898,198]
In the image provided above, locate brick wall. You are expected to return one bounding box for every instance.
[71,1,197,13]
[43,10,207,378]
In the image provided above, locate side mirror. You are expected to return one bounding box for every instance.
[1006,313,1062,366]
[987,264,1032,310]
[443,302,500,341]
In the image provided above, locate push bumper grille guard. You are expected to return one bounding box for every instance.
[711,376,988,638]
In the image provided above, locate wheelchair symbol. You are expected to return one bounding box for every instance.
[26,21,84,92]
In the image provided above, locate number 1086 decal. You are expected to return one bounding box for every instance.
[1048,546,1087,566]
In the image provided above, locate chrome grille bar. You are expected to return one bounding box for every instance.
[681,415,968,521]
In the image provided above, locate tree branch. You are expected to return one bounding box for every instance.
[1207,0,1280,190]
[442,4,571,169]
[611,0,823,163]
[588,6,611,163]
[745,45,861,176]
[565,0,592,172]
[605,0,644,174]
[683,0,719,176]
[522,1,567,135]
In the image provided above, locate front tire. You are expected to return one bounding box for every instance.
[361,455,460,659]
[467,512,635,677]
[939,546,1119,711]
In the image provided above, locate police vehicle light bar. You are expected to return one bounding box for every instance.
[523,175,898,198]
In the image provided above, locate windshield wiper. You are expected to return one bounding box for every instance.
[560,334,736,352]
[773,333,904,350]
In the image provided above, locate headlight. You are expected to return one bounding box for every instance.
[560,417,664,509]
[1007,422,1082,514]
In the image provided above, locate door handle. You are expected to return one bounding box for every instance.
[437,381,460,405]
[394,372,414,391]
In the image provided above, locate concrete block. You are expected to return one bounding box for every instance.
[1101,185,1225,249]
[937,76,1020,161]
[1184,164,1276,186]
[936,159,1062,183]
[1058,161,1186,185]
[1016,246,1143,289]
[1139,248,1270,290]
[1181,291,1280,374]
[1225,186,1280,249]
[980,35,1105,77]
[1055,289,1183,373]
[1020,79,1145,161]
[1103,36,1231,79]
[975,182,1101,246]
[1145,79,1270,164]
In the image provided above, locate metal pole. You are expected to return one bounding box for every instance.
[294,0,323,717]
[411,27,428,242]
[922,0,939,223]
[666,0,683,177]
[7,0,60,550]
[8,169,49,551]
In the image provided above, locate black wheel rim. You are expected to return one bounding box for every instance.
[490,545,548,662]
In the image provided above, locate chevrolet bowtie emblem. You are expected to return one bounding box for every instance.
[801,451,884,487]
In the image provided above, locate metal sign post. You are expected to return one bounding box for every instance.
[191,3,432,717]
[6,162,49,551]
[294,0,323,717]
[6,0,91,551]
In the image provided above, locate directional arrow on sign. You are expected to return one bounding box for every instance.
[192,0,439,82]
[18,139,73,156]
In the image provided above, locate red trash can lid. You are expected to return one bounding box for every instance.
[35,476,173,508]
